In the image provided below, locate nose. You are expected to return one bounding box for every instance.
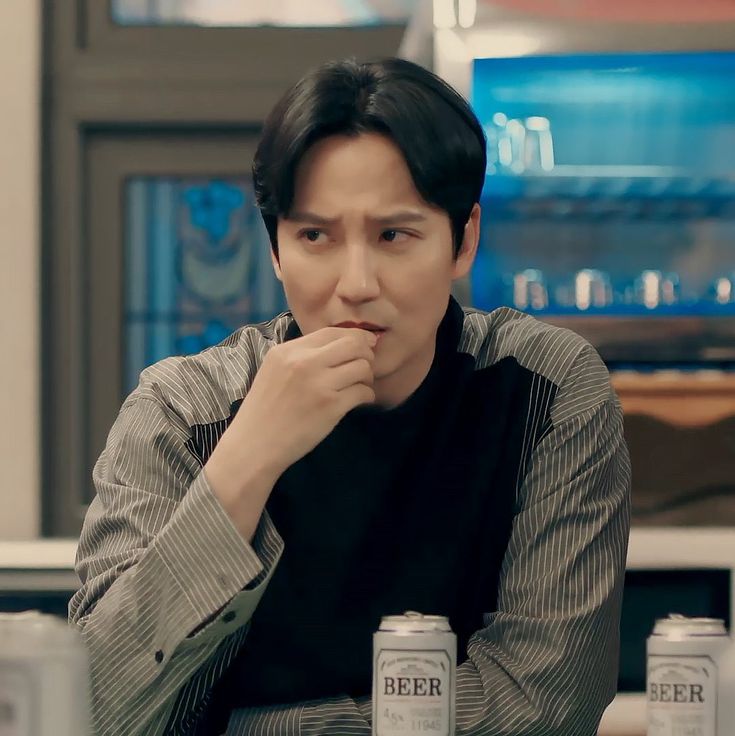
[334,243,380,304]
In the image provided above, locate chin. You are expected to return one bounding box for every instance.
[372,357,397,384]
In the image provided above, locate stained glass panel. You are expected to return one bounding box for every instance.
[124,177,287,392]
[111,0,416,27]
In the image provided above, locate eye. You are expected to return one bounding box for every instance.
[381,229,410,243]
[299,229,325,243]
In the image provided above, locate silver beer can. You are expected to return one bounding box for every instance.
[372,611,456,736]
[647,614,731,736]
[0,611,90,736]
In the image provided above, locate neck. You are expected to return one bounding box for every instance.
[372,340,437,409]
[370,296,461,410]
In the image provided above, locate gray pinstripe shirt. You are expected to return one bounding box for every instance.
[70,304,631,736]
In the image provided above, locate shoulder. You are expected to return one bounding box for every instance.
[124,311,293,427]
[459,305,591,385]
[460,306,616,420]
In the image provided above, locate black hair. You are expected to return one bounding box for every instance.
[252,57,487,259]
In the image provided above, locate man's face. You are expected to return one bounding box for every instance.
[273,132,479,407]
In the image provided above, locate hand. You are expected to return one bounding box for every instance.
[204,327,377,539]
[234,326,377,473]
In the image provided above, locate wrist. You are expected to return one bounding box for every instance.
[204,437,282,542]
[211,426,283,484]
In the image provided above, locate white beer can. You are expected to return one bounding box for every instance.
[372,611,456,736]
[0,611,90,736]
[647,614,733,736]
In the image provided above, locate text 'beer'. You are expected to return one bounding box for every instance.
[372,612,456,736]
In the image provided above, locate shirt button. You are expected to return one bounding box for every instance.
[222,611,236,623]
[155,650,164,664]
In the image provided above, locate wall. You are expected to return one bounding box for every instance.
[0,0,40,539]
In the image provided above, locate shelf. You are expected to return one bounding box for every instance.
[0,539,79,592]
[612,370,735,392]
[479,174,735,222]
[612,370,735,426]
[483,171,735,198]
[478,305,735,319]
[480,172,735,220]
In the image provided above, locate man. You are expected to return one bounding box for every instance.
[70,58,631,736]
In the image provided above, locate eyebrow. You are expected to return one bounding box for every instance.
[286,210,428,226]
[372,211,428,226]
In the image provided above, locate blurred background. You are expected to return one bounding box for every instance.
[2,2,735,732]
[6,0,735,534]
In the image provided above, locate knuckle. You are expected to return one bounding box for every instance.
[284,351,306,373]
[267,344,288,367]
[314,385,333,408]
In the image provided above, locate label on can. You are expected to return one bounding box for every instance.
[0,670,32,736]
[374,649,452,736]
[647,655,717,736]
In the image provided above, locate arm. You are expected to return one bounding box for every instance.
[223,346,630,736]
[69,396,284,736]
[455,395,631,736]
[227,697,373,735]
[72,325,377,736]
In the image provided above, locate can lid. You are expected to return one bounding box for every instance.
[0,610,81,648]
[652,613,728,638]
[379,611,452,633]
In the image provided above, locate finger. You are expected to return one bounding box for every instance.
[300,326,376,349]
[317,334,376,368]
[337,382,376,414]
[328,358,374,392]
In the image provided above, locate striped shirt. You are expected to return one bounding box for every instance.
[70,302,631,736]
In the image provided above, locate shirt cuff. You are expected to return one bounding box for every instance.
[152,470,283,639]
[355,696,372,723]
[226,702,305,734]
[300,695,371,736]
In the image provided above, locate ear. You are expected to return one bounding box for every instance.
[270,246,283,282]
[451,203,481,281]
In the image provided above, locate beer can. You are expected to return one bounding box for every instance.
[0,611,90,736]
[372,611,456,736]
[646,614,730,736]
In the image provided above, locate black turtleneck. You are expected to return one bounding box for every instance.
[205,296,530,722]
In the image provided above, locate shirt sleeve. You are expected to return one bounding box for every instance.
[455,395,631,736]
[69,396,284,736]
[221,344,631,736]
[227,695,372,735]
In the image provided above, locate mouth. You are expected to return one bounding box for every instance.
[334,321,386,333]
